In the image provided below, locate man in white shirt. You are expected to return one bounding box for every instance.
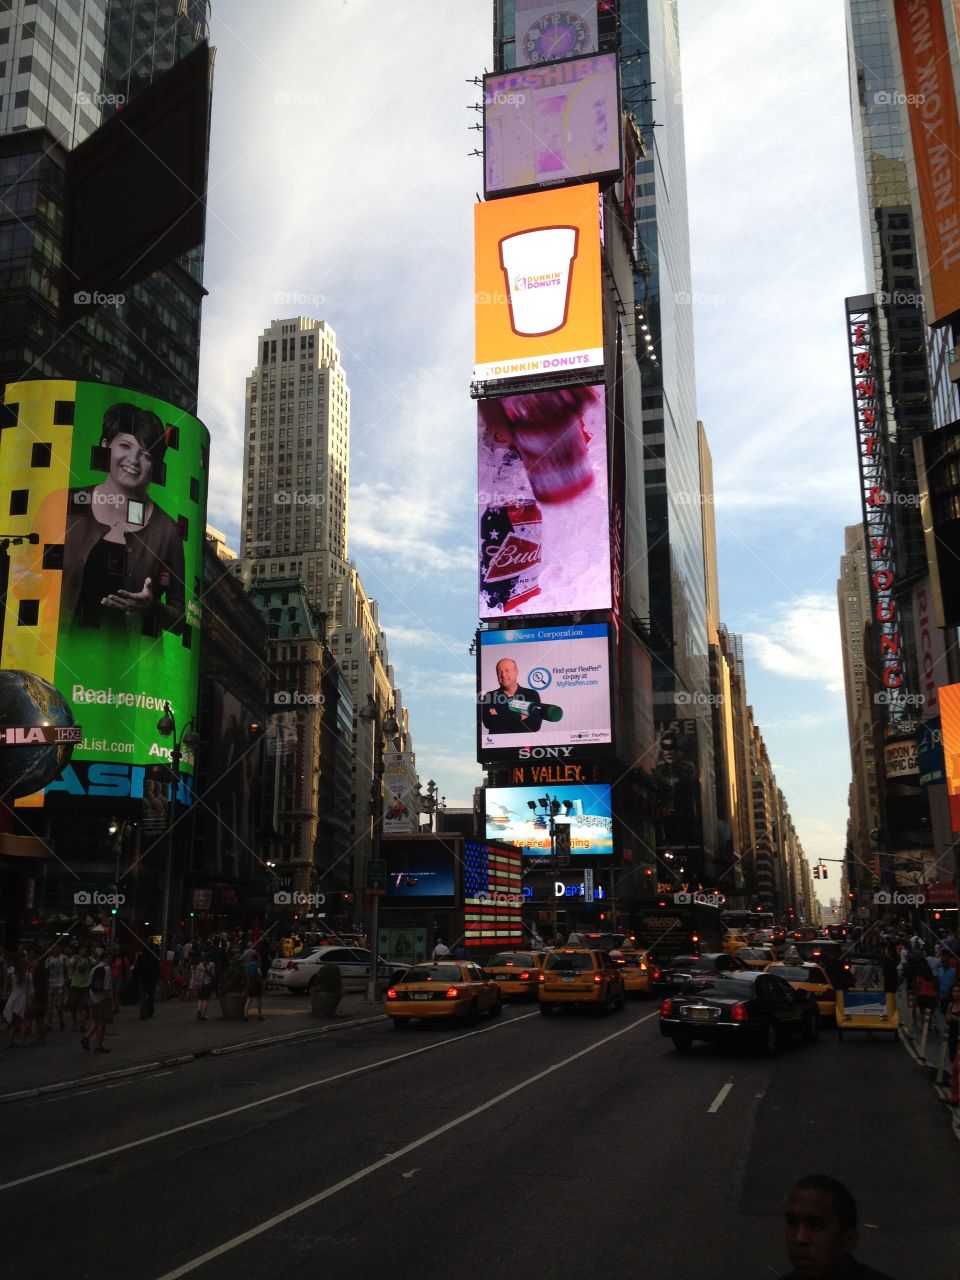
[431,939,450,960]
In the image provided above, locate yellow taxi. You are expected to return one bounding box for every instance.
[767,961,836,1022]
[538,948,625,1015]
[483,950,545,1000]
[385,960,502,1028]
[722,932,754,955]
[610,948,656,995]
[734,945,779,970]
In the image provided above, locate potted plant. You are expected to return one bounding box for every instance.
[221,958,247,1020]
[309,962,342,1017]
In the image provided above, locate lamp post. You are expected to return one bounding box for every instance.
[357,695,399,1002]
[156,701,199,960]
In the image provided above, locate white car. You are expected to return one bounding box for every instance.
[266,945,392,993]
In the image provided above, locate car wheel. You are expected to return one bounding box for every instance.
[614,987,625,1011]
[761,1022,778,1055]
[598,992,613,1016]
[539,1003,554,1017]
[392,1016,410,1030]
[672,1035,693,1052]
[802,1011,819,1043]
[490,993,502,1018]
[464,999,480,1027]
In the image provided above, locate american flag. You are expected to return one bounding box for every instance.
[463,840,524,946]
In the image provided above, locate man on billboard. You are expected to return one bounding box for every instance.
[480,658,544,734]
[60,402,185,636]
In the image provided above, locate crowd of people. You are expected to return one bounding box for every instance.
[0,930,288,1057]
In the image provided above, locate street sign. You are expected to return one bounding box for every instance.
[366,858,386,895]
[583,867,594,904]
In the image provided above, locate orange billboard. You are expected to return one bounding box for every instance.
[474,183,603,385]
[940,682,960,830]
[895,0,960,325]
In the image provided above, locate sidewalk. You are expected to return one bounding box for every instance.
[0,990,385,1103]
[895,989,960,1143]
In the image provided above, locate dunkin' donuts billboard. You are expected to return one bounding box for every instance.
[478,384,611,618]
[474,182,603,386]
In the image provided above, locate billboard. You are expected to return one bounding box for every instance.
[478,384,610,617]
[484,783,613,856]
[463,838,525,948]
[0,380,208,798]
[478,623,612,756]
[474,183,603,385]
[515,2,599,65]
[893,0,960,325]
[382,837,457,904]
[915,422,960,629]
[383,750,418,835]
[941,682,960,831]
[484,53,621,198]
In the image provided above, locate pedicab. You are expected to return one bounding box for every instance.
[835,958,899,1041]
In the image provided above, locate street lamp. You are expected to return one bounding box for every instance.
[357,695,399,1001]
[156,701,199,959]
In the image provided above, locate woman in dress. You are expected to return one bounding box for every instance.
[3,956,34,1049]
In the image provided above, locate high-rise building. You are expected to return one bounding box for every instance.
[0,0,211,410]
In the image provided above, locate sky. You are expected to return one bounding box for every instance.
[196,1,867,909]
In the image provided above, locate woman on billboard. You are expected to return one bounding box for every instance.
[61,403,186,635]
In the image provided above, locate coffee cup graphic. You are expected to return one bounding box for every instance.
[499,225,578,336]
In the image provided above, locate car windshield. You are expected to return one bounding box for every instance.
[681,975,754,995]
[488,953,535,967]
[545,953,596,973]
[774,966,825,982]
[401,965,462,983]
[738,949,769,960]
[669,956,712,970]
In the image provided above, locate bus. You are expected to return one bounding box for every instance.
[629,898,723,963]
[720,909,774,940]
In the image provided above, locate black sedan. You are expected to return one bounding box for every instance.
[658,970,820,1054]
[649,951,747,999]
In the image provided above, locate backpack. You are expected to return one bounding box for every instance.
[90,963,107,993]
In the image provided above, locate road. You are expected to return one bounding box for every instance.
[0,999,956,1280]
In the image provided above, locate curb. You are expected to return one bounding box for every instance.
[0,1010,387,1105]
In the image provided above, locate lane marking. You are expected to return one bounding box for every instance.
[707,1080,734,1113]
[0,1011,541,1193]
[154,1011,659,1280]
[40,1081,133,1103]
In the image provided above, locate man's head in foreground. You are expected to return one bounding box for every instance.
[784,1176,858,1277]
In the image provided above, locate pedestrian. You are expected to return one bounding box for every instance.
[2,955,33,1049]
[243,951,264,1021]
[196,954,215,1020]
[431,937,450,960]
[780,1175,897,1278]
[82,952,113,1053]
[946,981,960,1067]
[31,951,49,1045]
[132,947,160,1019]
[111,949,127,1016]
[46,943,66,1030]
[69,945,92,1032]
[189,955,206,1007]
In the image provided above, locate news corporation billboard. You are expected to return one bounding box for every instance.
[0,379,208,800]
[474,182,603,386]
[478,384,610,618]
[484,53,621,198]
[478,623,612,758]
[485,783,613,857]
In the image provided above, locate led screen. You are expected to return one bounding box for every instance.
[478,623,611,755]
[474,183,603,385]
[485,783,613,857]
[478,384,610,618]
[484,53,621,198]
[383,838,457,902]
[0,380,208,796]
[515,1,599,65]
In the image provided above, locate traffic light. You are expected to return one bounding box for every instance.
[821,865,828,879]
[341,891,354,906]
[933,910,943,922]
[814,866,820,879]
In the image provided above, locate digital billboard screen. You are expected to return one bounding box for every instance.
[485,784,613,857]
[0,380,208,799]
[484,53,621,198]
[515,1,599,66]
[478,384,610,618]
[383,837,457,904]
[474,182,603,386]
[478,623,612,756]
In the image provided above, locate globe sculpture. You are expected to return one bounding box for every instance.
[0,669,76,799]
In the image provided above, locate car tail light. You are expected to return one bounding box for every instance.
[652,967,662,982]
[386,988,398,1001]
[285,961,297,970]
[594,974,603,984]
[445,987,460,999]
[640,961,647,972]
[691,933,699,944]
[538,973,545,984]
[730,1002,749,1023]
[661,999,673,1016]
[519,971,530,981]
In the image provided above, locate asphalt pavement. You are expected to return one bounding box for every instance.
[0,995,956,1280]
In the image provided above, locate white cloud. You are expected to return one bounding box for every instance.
[743,593,845,694]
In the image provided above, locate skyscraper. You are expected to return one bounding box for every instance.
[0,0,211,410]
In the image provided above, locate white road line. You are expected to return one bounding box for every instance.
[0,1011,540,1194]
[40,1081,132,1103]
[707,1081,734,1113]
[154,1011,659,1280]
